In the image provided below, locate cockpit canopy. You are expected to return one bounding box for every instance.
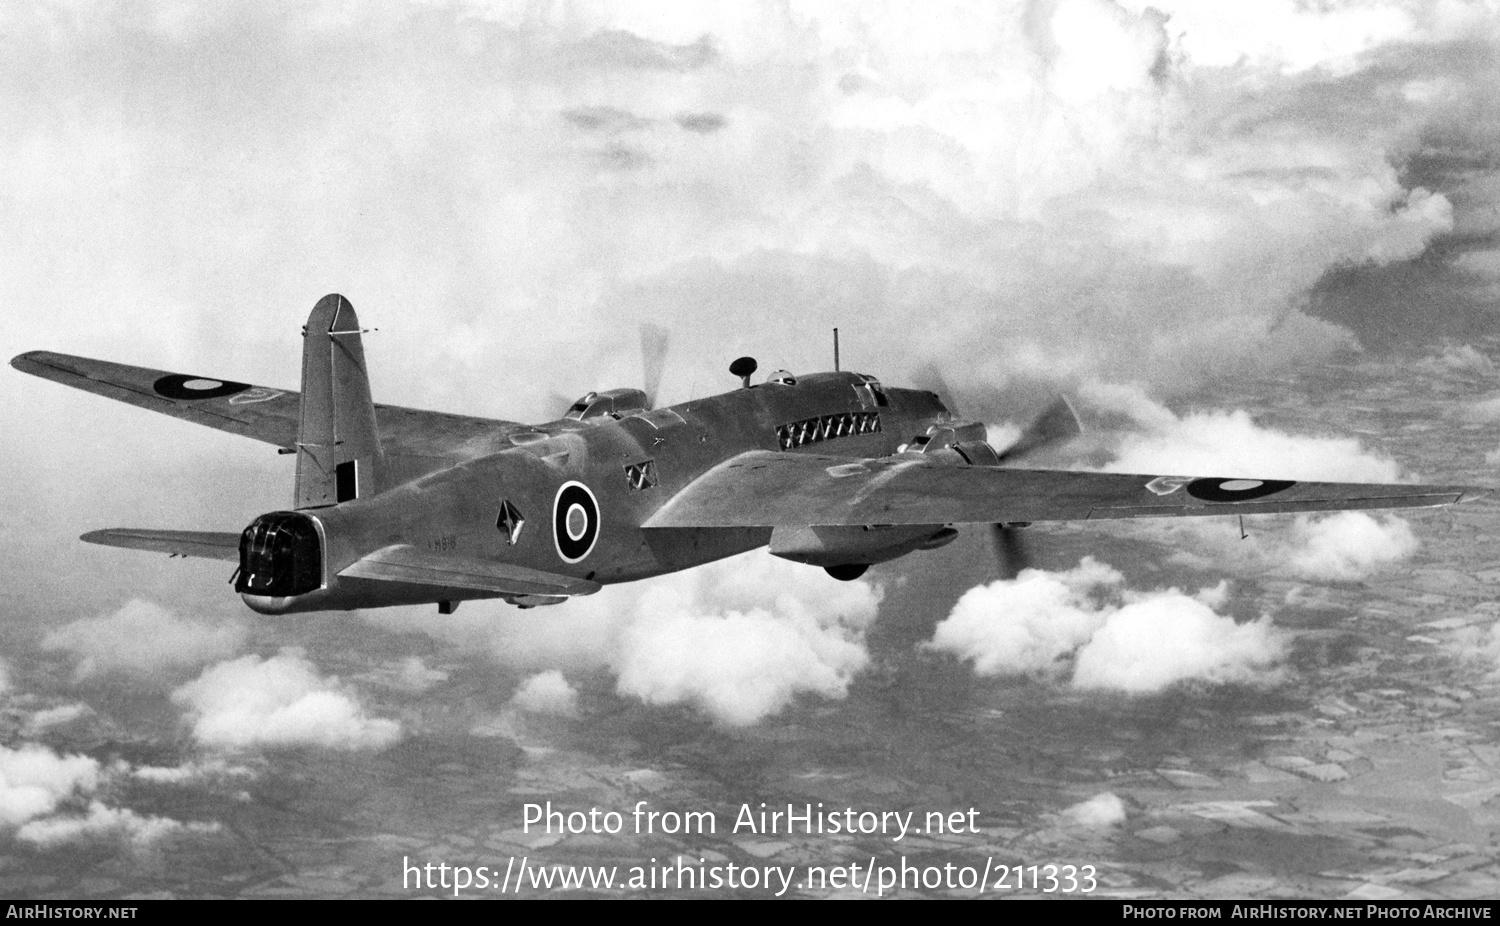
[765,370,797,386]
[854,373,890,408]
[563,387,651,421]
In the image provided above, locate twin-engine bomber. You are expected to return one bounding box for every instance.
[11,294,1489,614]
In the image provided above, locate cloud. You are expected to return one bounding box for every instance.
[1450,622,1500,679]
[41,600,247,682]
[1070,594,1287,692]
[1275,512,1419,581]
[1142,510,1420,582]
[22,704,93,735]
[132,758,256,786]
[16,801,217,850]
[1467,395,1500,423]
[171,649,401,751]
[510,671,579,717]
[927,558,1288,692]
[1418,343,1495,378]
[0,744,220,850]
[1076,386,1422,579]
[928,557,1124,678]
[1061,792,1127,828]
[1,0,1484,413]
[611,554,881,725]
[1084,383,1405,482]
[369,551,881,726]
[0,745,101,828]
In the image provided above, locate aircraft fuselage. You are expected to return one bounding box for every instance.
[242,372,952,613]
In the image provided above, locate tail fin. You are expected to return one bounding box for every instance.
[295,294,383,508]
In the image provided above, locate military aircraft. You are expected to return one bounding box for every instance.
[11,294,1490,615]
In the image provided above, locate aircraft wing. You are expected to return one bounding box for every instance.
[10,351,520,456]
[339,545,601,597]
[81,528,242,561]
[643,451,1489,528]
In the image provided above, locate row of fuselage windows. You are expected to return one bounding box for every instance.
[776,411,882,450]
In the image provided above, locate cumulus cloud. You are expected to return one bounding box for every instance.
[1143,510,1421,581]
[0,745,100,828]
[607,554,880,725]
[1076,386,1422,579]
[1061,792,1127,829]
[1084,384,1405,482]
[172,649,401,751]
[0,743,220,850]
[2,0,1486,416]
[1070,595,1288,692]
[16,801,217,850]
[132,757,256,786]
[41,600,247,682]
[927,558,1287,692]
[510,670,579,717]
[1276,512,1419,581]
[22,704,93,735]
[1468,396,1500,423]
[368,552,881,726]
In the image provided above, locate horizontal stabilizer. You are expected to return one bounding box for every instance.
[81,529,241,561]
[338,545,600,598]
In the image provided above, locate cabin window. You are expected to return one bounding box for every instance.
[625,460,658,490]
[856,374,890,407]
[496,499,526,545]
[775,412,881,450]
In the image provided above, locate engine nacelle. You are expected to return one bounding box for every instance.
[563,387,650,421]
[769,524,956,568]
[898,421,1001,466]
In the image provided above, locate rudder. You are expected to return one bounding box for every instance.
[295,294,383,508]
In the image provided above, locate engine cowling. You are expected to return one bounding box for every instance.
[898,421,1001,466]
[563,387,650,420]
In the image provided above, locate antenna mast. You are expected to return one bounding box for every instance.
[833,328,840,372]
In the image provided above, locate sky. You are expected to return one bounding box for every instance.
[3,0,1500,895]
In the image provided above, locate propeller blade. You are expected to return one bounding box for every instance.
[991,523,1032,580]
[640,322,670,408]
[547,390,576,419]
[995,396,1082,465]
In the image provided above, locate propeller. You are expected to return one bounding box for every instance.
[544,323,672,418]
[987,396,1084,578]
[993,395,1083,464]
[640,322,670,408]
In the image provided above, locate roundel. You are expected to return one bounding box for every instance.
[152,374,252,400]
[552,481,600,563]
[1185,477,1296,503]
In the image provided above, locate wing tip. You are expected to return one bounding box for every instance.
[1458,487,1492,504]
[10,350,53,372]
